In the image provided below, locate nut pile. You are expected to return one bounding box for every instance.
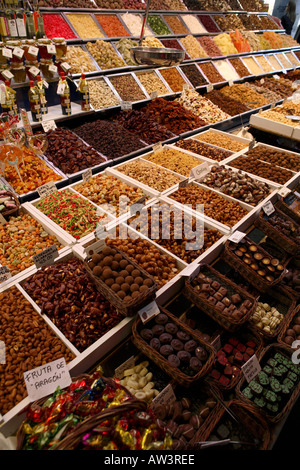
[74,119,147,160]
[135,71,170,96]
[109,74,147,101]
[195,130,248,153]
[169,183,248,227]
[0,287,75,415]
[199,165,271,205]
[23,257,122,352]
[0,212,62,276]
[117,159,181,191]
[228,155,294,185]
[159,67,187,93]
[246,145,300,172]
[86,40,125,70]
[251,302,284,335]
[175,138,232,161]
[228,58,251,77]
[141,37,164,48]
[205,89,250,116]
[179,64,207,88]
[115,38,139,65]
[176,89,230,124]
[44,128,105,174]
[107,236,180,289]
[146,147,204,177]
[87,78,121,110]
[74,173,146,217]
[163,15,189,34]
[199,62,225,83]
[220,83,269,108]
[64,46,97,74]
[66,14,104,39]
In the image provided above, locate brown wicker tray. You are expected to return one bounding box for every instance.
[223,236,288,293]
[278,304,300,351]
[85,245,158,317]
[190,399,271,450]
[276,194,300,225]
[236,343,300,424]
[183,264,257,332]
[0,190,20,220]
[254,206,300,255]
[249,286,297,342]
[132,306,216,388]
[208,327,264,391]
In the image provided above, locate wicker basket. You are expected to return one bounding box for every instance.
[249,286,297,342]
[183,264,257,332]
[190,399,271,450]
[208,327,264,391]
[0,190,20,220]
[254,207,300,255]
[276,195,300,225]
[278,304,300,351]
[85,245,158,317]
[223,236,288,293]
[236,343,300,424]
[132,307,216,388]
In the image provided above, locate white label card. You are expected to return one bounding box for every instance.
[150,90,158,99]
[28,46,39,56]
[228,230,246,243]
[242,354,261,383]
[24,358,72,401]
[82,168,92,183]
[263,201,275,216]
[29,66,40,77]
[47,44,56,54]
[120,101,132,110]
[0,213,6,226]
[190,162,210,180]
[42,120,57,132]
[0,266,11,283]
[278,187,291,197]
[152,384,176,408]
[152,142,162,153]
[180,263,199,278]
[228,79,234,87]
[85,239,106,257]
[114,356,135,379]
[49,64,58,73]
[2,70,14,80]
[37,181,57,198]
[138,300,160,323]
[206,83,214,93]
[2,47,12,58]
[57,83,65,95]
[32,244,59,269]
[13,47,24,59]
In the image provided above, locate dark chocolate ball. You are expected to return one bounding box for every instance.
[150,337,161,351]
[184,339,197,353]
[168,354,180,368]
[176,330,191,342]
[160,344,174,356]
[152,324,165,336]
[159,332,173,344]
[177,350,191,362]
[165,322,178,335]
[155,313,168,325]
[171,339,184,351]
[140,328,153,341]
[189,356,202,371]
[195,346,208,362]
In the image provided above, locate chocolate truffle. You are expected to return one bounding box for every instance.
[159,332,173,344]
[160,344,173,356]
[171,339,184,351]
[155,313,168,325]
[152,324,165,336]
[150,337,161,351]
[189,356,202,371]
[177,331,191,342]
[165,322,178,335]
[177,350,191,362]
[184,340,197,353]
[168,354,180,368]
[195,346,208,362]
[140,328,153,341]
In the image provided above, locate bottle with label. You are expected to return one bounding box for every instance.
[58,72,71,116]
[5,0,18,39]
[2,80,17,116]
[36,75,48,115]
[28,79,41,122]
[0,1,10,39]
[78,73,90,112]
[32,0,45,39]
[15,0,26,38]
[23,0,35,39]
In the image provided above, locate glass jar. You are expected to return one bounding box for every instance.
[40,58,55,79]
[10,62,26,83]
[37,38,56,60]
[22,39,39,61]
[0,66,12,84]
[52,38,67,59]
[25,60,40,81]
[55,56,70,76]
[0,42,8,65]
[11,43,24,64]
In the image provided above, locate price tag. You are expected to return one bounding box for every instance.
[228,79,234,87]
[190,162,210,180]
[84,238,106,257]
[182,83,190,91]
[28,45,38,57]
[270,102,276,109]
[206,83,214,93]
[82,168,92,183]
[29,66,40,77]
[0,266,11,283]
[43,80,49,89]
[13,46,24,59]
[273,74,280,80]
[32,244,59,269]
[278,187,291,197]
[42,120,57,132]
[152,384,176,409]
[2,47,12,58]
[242,354,261,383]
[263,201,275,216]
[49,64,58,74]
[0,213,6,226]
[37,181,57,199]
[61,62,71,72]
[260,78,265,84]
[282,69,287,74]
[23,357,72,402]
[285,115,300,121]
[120,101,132,111]
[150,90,158,99]
[57,82,65,95]
[228,230,246,243]
[138,300,160,323]
[114,356,135,379]
[179,178,189,188]
[2,70,14,80]
[152,142,162,153]
[47,44,56,54]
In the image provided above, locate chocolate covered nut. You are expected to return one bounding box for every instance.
[168,354,181,368]
[155,313,168,325]
[181,424,194,439]
[184,339,197,353]
[165,322,178,335]
[190,356,202,371]
[140,328,153,341]
[159,332,173,344]
[152,324,165,336]
[177,331,191,342]
[198,405,210,419]
[150,338,161,351]
[195,346,208,361]
[177,350,191,362]
[190,414,202,429]
[171,339,184,351]
[160,344,174,356]
[181,397,191,409]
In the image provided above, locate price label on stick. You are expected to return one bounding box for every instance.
[190,162,210,180]
[120,101,132,111]
[0,266,11,283]
[32,244,59,269]
[152,384,176,409]
[24,357,72,401]
[138,300,160,323]
[242,354,261,383]
[263,201,275,216]
[114,356,135,379]
[228,230,246,243]
[37,181,57,198]
[82,168,92,183]
[42,120,57,133]
[2,47,12,58]
[206,83,214,93]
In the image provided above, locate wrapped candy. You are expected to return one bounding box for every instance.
[17,370,172,450]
